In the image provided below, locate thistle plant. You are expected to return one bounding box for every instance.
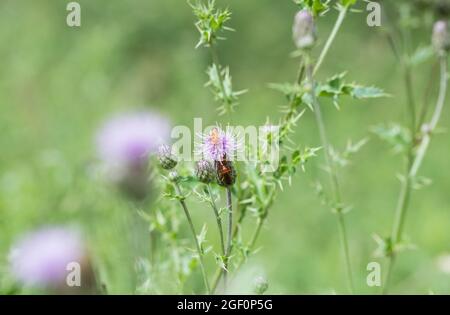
[372,1,449,293]
[274,0,386,293]
[190,0,247,115]
[146,0,322,294]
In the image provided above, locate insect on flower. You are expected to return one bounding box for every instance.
[215,156,236,187]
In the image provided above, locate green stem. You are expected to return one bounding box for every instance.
[404,63,416,133]
[207,184,225,255]
[174,182,211,294]
[226,188,233,255]
[383,56,448,294]
[209,45,232,111]
[313,6,348,75]
[223,187,233,293]
[233,217,264,273]
[307,56,354,294]
[211,200,248,293]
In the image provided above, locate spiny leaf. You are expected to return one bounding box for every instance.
[190,0,232,48]
[315,72,388,107]
[371,123,411,154]
[293,0,330,16]
[346,85,389,99]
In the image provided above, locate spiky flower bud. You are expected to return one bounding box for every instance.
[215,159,236,187]
[292,10,317,50]
[432,20,450,54]
[253,276,269,295]
[195,160,215,184]
[158,144,177,170]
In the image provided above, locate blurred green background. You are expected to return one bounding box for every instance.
[0,0,449,294]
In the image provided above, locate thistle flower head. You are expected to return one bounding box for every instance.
[9,227,86,288]
[198,127,238,161]
[96,110,170,169]
[292,9,317,50]
[95,110,170,199]
[195,159,215,184]
[158,144,178,170]
[432,20,450,54]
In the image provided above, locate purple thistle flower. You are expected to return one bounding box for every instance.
[96,110,170,168]
[95,110,170,199]
[9,227,86,288]
[197,127,239,161]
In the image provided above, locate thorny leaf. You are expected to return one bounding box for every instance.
[373,233,417,258]
[371,123,412,154]
[293,0,330,16]
[214,253,228,271]
[330,138,369,167]
[206,63,247,115]
[197,224,208,254]
[190,0,233,48]
[315,72,389,109]
[373,234,393,258]
[412,176,432,190]
[274,146,320,182]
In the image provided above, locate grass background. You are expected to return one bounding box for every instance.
[0,0,449,294]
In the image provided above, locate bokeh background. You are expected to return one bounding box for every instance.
[0,0,449,294]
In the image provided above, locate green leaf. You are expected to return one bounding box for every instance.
[268,82,303,97]
[341,0,357,8]
[196,224,208,254]
[371,123,412,154]
[316,72,388,106]
[293,0,330,16]
[190,0,232,48]
[346,85,389,99]
[409,46,434,66]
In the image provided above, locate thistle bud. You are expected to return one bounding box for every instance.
[253,276,269,295]
[292,10,317,50]
[215,159,236,187]
[158,144,177,170]
[432,20,450,54]
[195,160,215,184]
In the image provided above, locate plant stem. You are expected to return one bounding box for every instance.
[209,45,232,112]
[404,63,417,133]
[210,199,249,293]
[173,182,211,294]
[223,187,233,293]
[383,56,448,294]
[306,56,354,294]
[226,188,233,255]
[207,184,226,255]
[313,6,348,75]
[233,217,264,273]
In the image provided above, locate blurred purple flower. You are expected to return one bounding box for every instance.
[96,110,170,168]
[9,227,86,287]
[95,110,171,199]
[292,10,316,50]
[433,20,450,53]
